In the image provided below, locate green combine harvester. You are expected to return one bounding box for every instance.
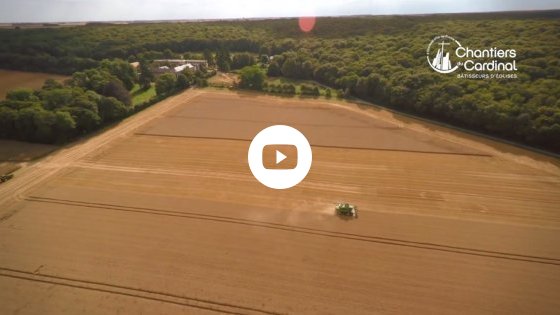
[335,202,358,218]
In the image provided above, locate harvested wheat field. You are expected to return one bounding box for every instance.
[0,89,559,314]
[0,140,57,175]
[0,70,68,99]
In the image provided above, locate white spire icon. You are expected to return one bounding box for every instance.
[432,40,453,71]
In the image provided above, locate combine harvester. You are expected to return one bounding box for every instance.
[335,202,358,218]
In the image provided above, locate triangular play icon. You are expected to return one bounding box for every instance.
[276,150,287,164]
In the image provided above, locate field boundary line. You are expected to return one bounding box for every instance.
[0,90,203,210]
[162,114,402,130]
[26,196,560,266]
[0,267,282,315]
[134,133,492,157]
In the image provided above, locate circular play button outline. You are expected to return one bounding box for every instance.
[248,125,312,189]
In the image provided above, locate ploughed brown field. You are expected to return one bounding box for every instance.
[0,70,69,99]
[0,89,559,314]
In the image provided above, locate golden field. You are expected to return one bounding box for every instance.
[0,89,559,314]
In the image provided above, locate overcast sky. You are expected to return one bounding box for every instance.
[1,0,558,23]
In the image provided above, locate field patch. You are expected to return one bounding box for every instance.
[140,91,485,155]
[131,83,156,106]
[0,140,57,175]
[0,140,57,162]
[0,70,68,99]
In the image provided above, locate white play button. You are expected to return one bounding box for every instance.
[248,125,313,189]
[276,150,287,164]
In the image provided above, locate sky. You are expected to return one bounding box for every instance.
[0,0,558,23]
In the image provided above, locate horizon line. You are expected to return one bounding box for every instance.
[1,8,559,25]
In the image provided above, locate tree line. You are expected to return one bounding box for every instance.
[0,12,559,152]
[0,59,136,143]
[0,58,202,144]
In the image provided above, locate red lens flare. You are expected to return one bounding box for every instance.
[298,16,316,33]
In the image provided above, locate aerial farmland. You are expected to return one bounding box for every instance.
[0,89,559,314]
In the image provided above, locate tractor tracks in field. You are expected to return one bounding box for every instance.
[134,133,492,157]
[25,196,560,266]
[0,267,282,315]
[72,162,364,195]
[0,90,203,209]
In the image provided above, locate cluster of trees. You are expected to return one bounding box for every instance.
[248,78,325,97]
[215,48,232,72]
[155,67,210,96]
[239,66,265,90]
[70,59,135,106]
[300,84,321,96]
[231,53,256,70]
[0,83,129,143]
[0,59,138,143]
[0,56,209,145]
[213,50,257,72]
[1,11,559,151]
[267,53,315,80]
[155,71,191,95]
[263,82,296,94]
[138,60,155,89]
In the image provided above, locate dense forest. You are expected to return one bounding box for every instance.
[0,11,559,152]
